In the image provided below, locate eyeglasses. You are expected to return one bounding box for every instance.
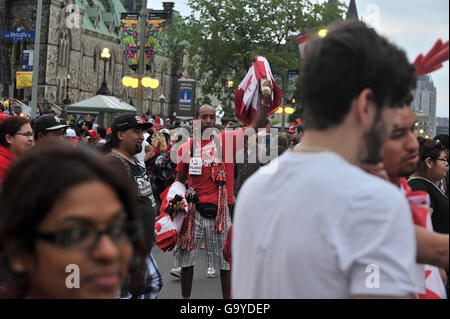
[15,132,34,137]
[437,158,448,163]
[35,220,143,250]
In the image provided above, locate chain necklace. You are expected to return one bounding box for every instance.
[293,144,332,153]
[407,176,448,198]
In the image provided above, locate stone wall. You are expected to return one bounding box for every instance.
[3,0,181,118]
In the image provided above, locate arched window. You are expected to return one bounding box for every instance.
[64,32,70,67]
[58,29,71,67]
[93,48,99,72]
[57,78,61,104]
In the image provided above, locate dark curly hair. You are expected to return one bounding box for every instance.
[0,141,146,298]
[301,20,416,130]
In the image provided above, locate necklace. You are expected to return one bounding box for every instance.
[407,176,448,198]
[293,144,331,153]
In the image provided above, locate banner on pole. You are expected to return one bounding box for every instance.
[120,13,139,71]
[146,11,169,68]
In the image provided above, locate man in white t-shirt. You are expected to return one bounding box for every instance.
[232,20,419,298]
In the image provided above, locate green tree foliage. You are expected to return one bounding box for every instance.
[171,0,346,109]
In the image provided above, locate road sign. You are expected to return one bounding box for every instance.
[179,90,192,105]
[177,77,196,118]
[2,30,36,41]
[22,50,34,71]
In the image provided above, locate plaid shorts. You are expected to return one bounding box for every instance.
[176,208,231,270]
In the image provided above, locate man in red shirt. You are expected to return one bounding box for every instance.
[174,80,272,299]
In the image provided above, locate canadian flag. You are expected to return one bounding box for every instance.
[399,178,447,299]
[155,213,178,252]
[234,56,282,125]
[157,181,189,252]
[297,34,311,57]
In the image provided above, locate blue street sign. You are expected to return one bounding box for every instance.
[179,90,193,105]
[22,50,33,71]
[2,30,36,41]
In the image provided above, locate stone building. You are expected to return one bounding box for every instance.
[413,75,438,138]
[0,0,180,120]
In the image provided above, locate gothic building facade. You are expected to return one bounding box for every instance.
[0,0,179,116]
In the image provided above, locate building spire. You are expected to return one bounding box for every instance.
[346,0,359,20]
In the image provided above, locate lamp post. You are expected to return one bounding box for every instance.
[62,73,71,119]
[97,48,111,95]
[275,105,295,132]
[122,75,159,113]
[159,94,165,115]
[136,0,148,116]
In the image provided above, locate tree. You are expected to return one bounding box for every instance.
[174,0,346,106]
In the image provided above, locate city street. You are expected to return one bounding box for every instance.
[153,246,225,299]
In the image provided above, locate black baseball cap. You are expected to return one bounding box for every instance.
[111,114,153,133]
[33,114,69,133]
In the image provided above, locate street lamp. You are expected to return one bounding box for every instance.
[122,75,160,113]
[275,105,295,132]
[159,94,166,115]
[97,48,111,95]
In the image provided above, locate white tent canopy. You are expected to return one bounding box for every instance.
[67,95,136,113]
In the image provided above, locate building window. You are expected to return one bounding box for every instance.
[93,49,98,71]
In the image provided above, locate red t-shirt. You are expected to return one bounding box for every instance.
[177,129,244,205]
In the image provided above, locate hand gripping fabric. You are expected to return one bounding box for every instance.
[234,56,282,125]
[157,181,188,251]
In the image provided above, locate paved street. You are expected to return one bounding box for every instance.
[153,246,224,299]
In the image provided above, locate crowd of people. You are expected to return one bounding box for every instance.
[0,19,448,299]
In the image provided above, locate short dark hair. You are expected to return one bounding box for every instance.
[417,136,446,172]
[0,142,145,297]
[96,126,107,139]
[83,120,93,130]
[301,20,416,130]
[0,117,31,147]
[433,134,449,150]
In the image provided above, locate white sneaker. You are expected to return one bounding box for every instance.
[207,267,216,278]
[170,267,181,278]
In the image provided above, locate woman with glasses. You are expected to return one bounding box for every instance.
[0,142,146,298]
[408,137,449,234]
[0,116,34,184]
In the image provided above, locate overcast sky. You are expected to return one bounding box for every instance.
[148,0,449,118]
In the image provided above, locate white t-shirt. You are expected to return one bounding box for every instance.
[135,133,150,168]
[232,151,418,298]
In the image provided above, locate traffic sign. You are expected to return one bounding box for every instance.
[22,50,34,71]
[2,30,35,41]
[179,90,193,105]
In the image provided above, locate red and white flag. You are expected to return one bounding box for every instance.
[297,34,311,57]
[400,178,447,299]
[234,56,282,125]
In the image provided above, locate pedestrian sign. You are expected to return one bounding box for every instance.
[179,90,193,105]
